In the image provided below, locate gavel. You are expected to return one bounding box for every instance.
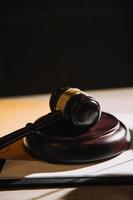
[0,87,131,163]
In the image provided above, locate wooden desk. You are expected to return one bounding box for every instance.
[0,87,133,200]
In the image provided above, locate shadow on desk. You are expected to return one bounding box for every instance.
[62,186,133,200]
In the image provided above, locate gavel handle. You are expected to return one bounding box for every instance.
[0,111,62,150]
[0,127,29,150]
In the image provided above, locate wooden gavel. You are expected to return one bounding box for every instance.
[0,87,131,163]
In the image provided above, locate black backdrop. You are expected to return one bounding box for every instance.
[0,1,132,97]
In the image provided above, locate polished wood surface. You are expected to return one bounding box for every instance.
[0,87,133,161]
[0,87,133,199]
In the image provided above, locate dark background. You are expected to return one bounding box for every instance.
[0,1,132,97]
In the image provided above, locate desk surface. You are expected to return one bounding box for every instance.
[0,87,133,200]
[0,87,133,135]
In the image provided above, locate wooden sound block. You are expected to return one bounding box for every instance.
[24,112,131,163]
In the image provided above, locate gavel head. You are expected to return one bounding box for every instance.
[49,87,101,130]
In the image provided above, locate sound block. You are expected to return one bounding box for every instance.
[24,112,131,163]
